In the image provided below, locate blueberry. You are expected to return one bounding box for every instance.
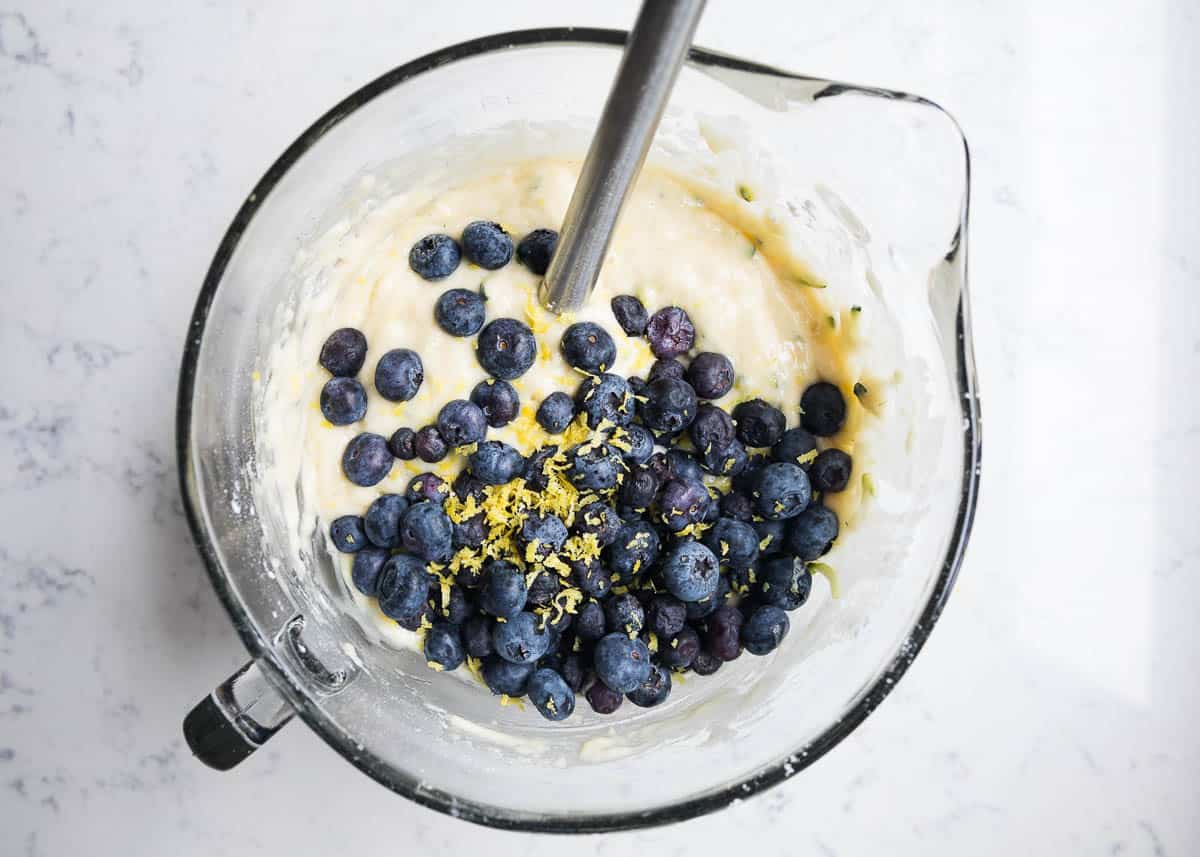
[376,555,431,620]
[753,462,812,520]
[414,426,448,463]
[522,444,559,492]
[560,322,617,374]
[409,233,461,280]
[609,294,648,336]
[687,352,735,400]
[452,513,487,551]
[319,377,367,426]
[593,633,652,693]
[627,376,648,400]
[787,504,839,560]
[703,517,760,568]
[476,318,537,380]
[492,611,553,664]
[330,515,367,553]
[616,464,655,512]
[689,403,735,456]
[526,668,575,720]
[574,373,634,428]
[656,478,710,532]
[585,678,624,714]
[604,520,661,582]
[701,439,748,477]
[641,377,697,433]
[350,547,389,596]
[575,600,607,641]
[756,556,812,611]
[463,615,495,658]
[559,653,586,692]
[773,427,819,469]
[566,442,623,491]
[526,571,561,607]
[616,424,654,465]
[399,502,453,563]
[685,575,730,621]
[573,501,623,547]
[341,433,393,486]
[318,327,368,377]
[727,563,755,596]
[733,399,786,448]
[454,558,487,591]
[604,593,645,636]
[452,470,488,503]
[800,381,847,437]
[733,453,770,495]
[469,440,525,485]
[690,649,722,676]
[394,599,437,631]
[374,348,424,402]
[425,623,466,671]
[388,427,417,460]
[720,491,754,522]
[480,559,527,618]
[646,594,686,638]
[436,399,487,447]
[809,448,853,492]
[754,518,788,557]
[482,656,534,696]
[520,512,568,562]
[363,494,409,548]
[570,558,613,599]
[659,626,700,670]
[516,228,558,275]
[742,605,790,655]
[406,472,448,505]
[701,489,721,524]
[470,379,519,428]
[645,306,695,359]
[434,288,486,337]
[460,220,513,269]
[648,358,685,383]
[536,392,575,433]
[660,541,720,602]
[627,663,672,708]
[441,584,473,624]
[546,606,574,636]
[704,604,744,662]
[664,449,704,484]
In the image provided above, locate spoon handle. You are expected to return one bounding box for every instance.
[539,0,706,314]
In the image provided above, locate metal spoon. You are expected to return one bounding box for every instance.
[539,0,706,314]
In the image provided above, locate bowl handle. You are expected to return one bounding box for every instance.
[183,659,294,770]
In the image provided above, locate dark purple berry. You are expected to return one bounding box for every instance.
[406,472,448,505]
[319,377,367,425]
[686,352,734,399]
[461,221,513,270]
[800,381,847,437]
[536,392,576,433]
[388,427,417,460]
[434,288,486,337]
[414,425,448,463]
[611,295,649,336]
[470,379,519,427]
[341,433,393,486]
[641,377,697,433]
[560,322,617,374]
[809,448,853,493]
[689,403,735,455]
[374,348,424,402]
[516,228,557,275]
[409,233,461,280]
[645,306,695,359]
[476,318,537,380]
[318,327,367,377]
[733,398,786,448]
[648,358,685,383]
[704,604,744,662]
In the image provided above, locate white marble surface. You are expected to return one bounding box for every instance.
[2,0,1197,853]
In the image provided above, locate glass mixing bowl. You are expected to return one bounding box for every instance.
[178,29,979,832]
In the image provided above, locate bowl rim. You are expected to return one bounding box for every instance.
[176,26,981,833]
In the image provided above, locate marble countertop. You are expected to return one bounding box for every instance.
[2,0,1197,854]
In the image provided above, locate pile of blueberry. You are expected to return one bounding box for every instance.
[319,225,855,722]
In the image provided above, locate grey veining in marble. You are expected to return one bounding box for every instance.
[1,0,1197,855]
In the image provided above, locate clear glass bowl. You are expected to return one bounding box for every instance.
[178,29,979,831]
